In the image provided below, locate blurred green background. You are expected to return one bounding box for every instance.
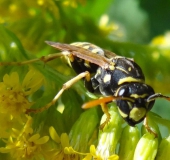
[0,0,170,136]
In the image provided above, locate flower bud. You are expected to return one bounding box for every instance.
[119,125,140,160]
[133,133,158,160]
[97,106,123,159]
[156,135,170,160]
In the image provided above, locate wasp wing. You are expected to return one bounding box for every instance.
[103,49,117,59]
[45,41,113,68]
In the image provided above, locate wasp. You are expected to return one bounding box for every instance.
[3,41,170,133]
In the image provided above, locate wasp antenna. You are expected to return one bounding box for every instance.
[81,96,133,109]
[82,96,115,109]
[147,93,170,102]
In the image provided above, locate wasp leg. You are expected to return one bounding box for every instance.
[143,116,157,137]
[0,53,64,66]
[82,96,116,130]
[26,71,90,114]
[100,102,111,130]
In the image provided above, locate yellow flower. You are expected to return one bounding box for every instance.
[0,70,43,118]
[0,116,49,160]
[83,145,119,160]
[49,126,108,160]
[65,145,119,160]
[48,126,78,160]
[99,14,124,40]
[62,0,78,8]
[151,32,170,48]
[0,69,43,138]
[63,106,120,160]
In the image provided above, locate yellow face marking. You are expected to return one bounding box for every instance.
[118,77,143,85]
[118,108,128,118]
[130,94,148,99]
[116,66,128,74]
[129,107,146,122]
[103,74,111,83]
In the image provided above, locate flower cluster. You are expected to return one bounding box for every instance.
[0,69,47,159]
[0,70,43,119]
[0,116,49,160]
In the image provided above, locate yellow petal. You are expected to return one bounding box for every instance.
[28,134,40,142]
[90,145,96,156]
[108,154,119,160]
[3,74,10,86]
[34,136,49,144]
[22,69,43,95]
[64,147,75,154]
[49,126,60,143]
[10,72,20,87]
[3,72,19,88]
[61,133,69,147]
[0,148,11,153]
[83,154,92,160]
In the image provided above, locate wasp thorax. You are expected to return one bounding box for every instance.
[115,83,155,126]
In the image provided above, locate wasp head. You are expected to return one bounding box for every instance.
[115,83,155,126]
